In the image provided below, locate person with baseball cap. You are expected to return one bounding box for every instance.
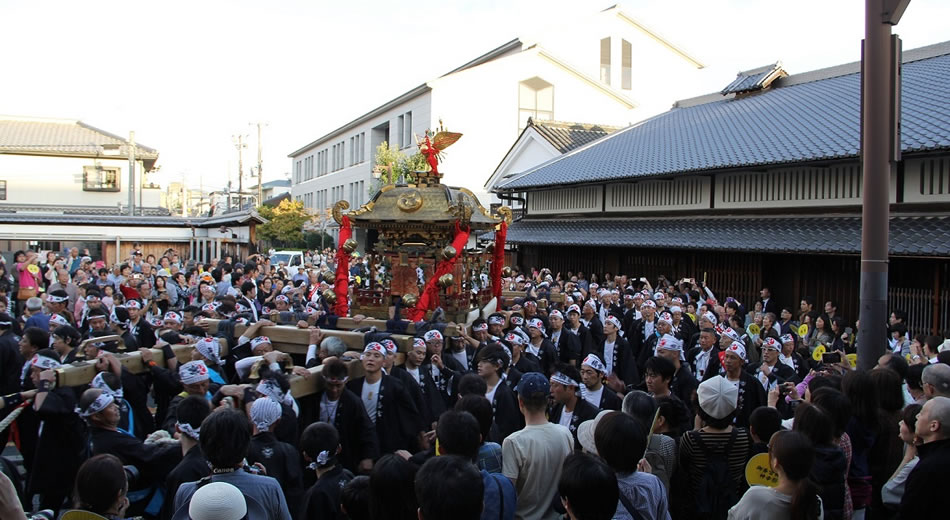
[677,376,754,519]
[503,372,574,520]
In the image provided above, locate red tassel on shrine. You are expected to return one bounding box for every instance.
[334,216,352,317]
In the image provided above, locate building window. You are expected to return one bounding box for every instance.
[0,180,6,200]
[600,37,611,85]
[519,77,554,130]
[622,39,632,90]
[349,132,365,165]
[402,112,413,148]
[294,160,301,183]
[83,165,120,192]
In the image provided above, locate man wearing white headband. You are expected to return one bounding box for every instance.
[580,300,605,347]
[473,343,521,441]
[165,393,213,515]
[396,337,428,386]
[721,341,766,428]
[504,332,540,376]
[655,333,698,412]
[778,333,808,381]
[525,318,557,376]
[596,314,639,394]
[125,299,157,349]
[44,289,72,329]
[563,304,595,358]
[159,360,216,435]
[163,311,183,331]
[549,363,598,448]
[487,314,507,338]
[579,354,622,411]
[417,330,464,430]
[620,290,642,338]
[633,300,658,363]
[347,341,422,455]
[83,385,181,514]
[245,396,305,502]
[547,310,580,367]
[313,358,376,474]
[755,337,797,392]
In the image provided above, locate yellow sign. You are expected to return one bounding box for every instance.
[798,324,809,337]
[748,324,761,337]
[27,264,40,274]
[812,344,826,362]
[745,453,779,487]
[846,353,858,368]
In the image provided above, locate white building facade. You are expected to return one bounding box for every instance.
[289,5,708,233]
[0,116,161,210]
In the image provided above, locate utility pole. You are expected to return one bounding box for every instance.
[233,134,247,211]
[251,122,267,208]
[128,131,135,216]
[857,0,909,371]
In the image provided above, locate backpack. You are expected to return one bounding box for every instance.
[688,428,740,520]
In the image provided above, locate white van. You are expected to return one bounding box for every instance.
[269,250,305,277]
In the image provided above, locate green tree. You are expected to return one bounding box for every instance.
[372,141,429,193]
[257,199,311,248]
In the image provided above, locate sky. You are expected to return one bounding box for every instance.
[2,0,948,192]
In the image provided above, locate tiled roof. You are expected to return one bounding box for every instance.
[0,204,170,217]
[529,119,620,153]
[498,42,950,190]
[0,116,158,159]
[503,215,950,256]
[0,208,265,227]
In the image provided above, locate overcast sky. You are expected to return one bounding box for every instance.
[2,0,947,191]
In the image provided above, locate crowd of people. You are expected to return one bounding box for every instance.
[0,248,949,520]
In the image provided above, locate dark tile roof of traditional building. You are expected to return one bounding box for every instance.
[0,116,158,159]
[498,41,950,190]
[501,215,950,256]
[529,119,621,153]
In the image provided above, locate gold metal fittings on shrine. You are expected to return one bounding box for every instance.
[396,189,424,213]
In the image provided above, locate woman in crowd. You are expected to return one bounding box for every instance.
[881,403,922,509]
[728,430,822,520]
[793,402,847,520]
[66,454,131,519]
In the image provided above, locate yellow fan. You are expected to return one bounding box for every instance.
[798,324,809,337]
[812,344,826,362]
[745,453,779,487]
[748,324,761,337]
[27,264,40,274]
[846,353,858,368]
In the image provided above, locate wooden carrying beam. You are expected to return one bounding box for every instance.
[203,320,428,353]
[55,339,229,388]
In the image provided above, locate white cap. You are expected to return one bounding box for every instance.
[576,409,612,455]
[187,482,247,520]
[697,376,739,420]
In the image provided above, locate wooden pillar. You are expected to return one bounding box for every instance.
[933,262,941,335]
[115,237,121,265]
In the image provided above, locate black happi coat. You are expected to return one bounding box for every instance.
[27,387,85,497]
[524,338,558,376]
[347,374,422,455]
[303,464,354,520]
[247,431,304,513]
[594,335,640,389]
[90,426,182,487]
[163,445,209,520]
[488,378,523,443]
[549,398,599,450]
[313,388,380,472]
[549,329,582,366]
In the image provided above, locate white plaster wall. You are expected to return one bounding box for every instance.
[0,154,160,207]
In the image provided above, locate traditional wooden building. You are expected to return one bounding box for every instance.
[490,41,950,335]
